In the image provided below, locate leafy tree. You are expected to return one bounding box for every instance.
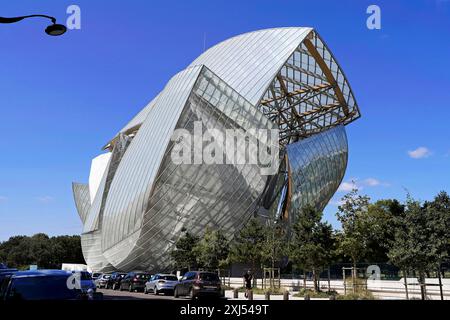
[388,195,446,299]
[194,228,230,270]
[170,231,199,271]
[290,205,336,292]
[363,199,405,262]
[336,188,371,284]
[261,219,288,289]
[229,217,266,274]
[0,234,84,269]
[426,191,450,266]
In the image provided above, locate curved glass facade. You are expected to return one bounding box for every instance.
[73,27,360,272]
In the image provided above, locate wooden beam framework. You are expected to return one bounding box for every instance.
[257,31,360,146]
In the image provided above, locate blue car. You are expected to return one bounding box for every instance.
[1,270,102,300]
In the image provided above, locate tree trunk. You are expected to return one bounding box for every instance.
[419,272,426,300]
[352,261,357,293]
[438,266,444,301]
[312,268,319,292]
[303,271,306,289]
[327,267,331,292]
[403,269,409,300]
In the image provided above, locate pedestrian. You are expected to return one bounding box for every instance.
[243,270,253,298]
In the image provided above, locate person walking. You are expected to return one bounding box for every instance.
[243,270,253,299]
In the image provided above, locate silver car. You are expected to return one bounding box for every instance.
[144,274,178,295]
[94,273,111,289]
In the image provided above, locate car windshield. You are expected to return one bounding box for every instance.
[7,276,79,300]
[199,273,220,281]
[161,275,178,281]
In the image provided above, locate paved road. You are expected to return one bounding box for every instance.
[99,288,182,300]
[99,288,229,301]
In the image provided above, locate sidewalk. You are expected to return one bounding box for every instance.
[224,290,327,301]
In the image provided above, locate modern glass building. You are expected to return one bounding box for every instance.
[73,27,360,272]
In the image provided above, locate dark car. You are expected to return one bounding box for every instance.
[105,272,127,290]
[0,268,18,284]
[119,272,151,292]
[174,271,223,299]
[1,270,102,300]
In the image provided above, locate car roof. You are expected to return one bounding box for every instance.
[11,270,71,279]
[0,268,18,273]
[156,273,177,276]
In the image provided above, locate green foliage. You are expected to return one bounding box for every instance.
[290,205,335,291]
[0,234,84,269]
[363,199,405,262]
[229,218,266,270]
[294,288,337,298]
[169,231,199,270]
[261,221,287,270]
[336,188,371,266]
[194,228,230,270]
[388,193,450,273]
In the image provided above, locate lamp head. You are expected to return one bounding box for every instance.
[45,23,66,36]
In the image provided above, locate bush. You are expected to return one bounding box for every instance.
[336,291,376,300]
[235,286,284,295]
[294,288,337,299]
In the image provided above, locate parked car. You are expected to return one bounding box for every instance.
[144,274,178,295]
[174,271,223,299]
[92,272,102,281]
[0,268,18,284]
[95,273,111,288]
[105,272,127,290]
[75,271,97,292]
[0,269,18,299]
[120,271,151,292]
[1,270,102,300]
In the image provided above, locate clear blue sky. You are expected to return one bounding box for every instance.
[1,0,449,241]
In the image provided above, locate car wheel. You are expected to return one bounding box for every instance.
[154,286,159,295]
[129,284,133,292]
[189,288,195,300]
[174,287,179,298]
[112,283,116,290]
[120,284,124,291]
[144,287,148,294]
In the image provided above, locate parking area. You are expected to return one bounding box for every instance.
[99,288,228,301]
[99,288,179,300]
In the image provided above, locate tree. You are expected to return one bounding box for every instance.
[290,205,336,292]
[0,234,84,269]
[229,218,266,274]
[363,199,405,262]
[261,219,288,289]
[336,188,371,285]
[194,228,230,270]
[170,231,199,271]
[388,195,443,300]
[426,191,450,266]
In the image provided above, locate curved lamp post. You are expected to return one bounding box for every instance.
[0,14,66,36]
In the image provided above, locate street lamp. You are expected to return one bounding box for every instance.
[0,14,66,36]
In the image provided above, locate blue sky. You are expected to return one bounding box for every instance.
[0,0,449,240]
